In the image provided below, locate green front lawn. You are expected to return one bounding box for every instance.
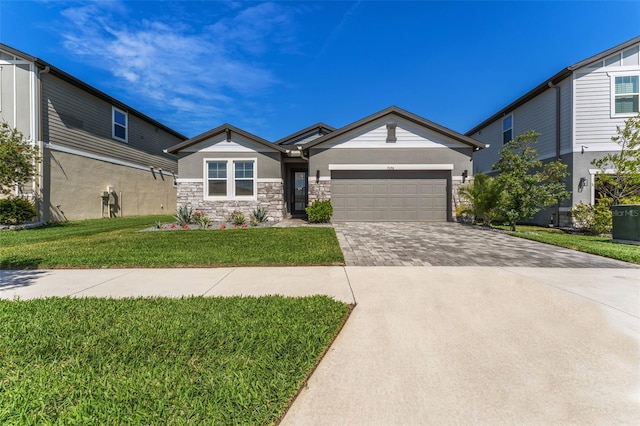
[0,296,351,424]
[507,225,640,264]
[0,216,344,269]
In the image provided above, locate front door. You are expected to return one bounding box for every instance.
[291,170,308,216]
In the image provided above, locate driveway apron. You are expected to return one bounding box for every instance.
[282,266,640,425]
[333,222,637,267]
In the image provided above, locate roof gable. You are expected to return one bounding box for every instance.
[166,124,286,154]
[275,123,335,145]
[303,106,485,150]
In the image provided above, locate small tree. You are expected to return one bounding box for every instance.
[591,113,640,204]
[493,130,570,231]
[0,122,40,195]
[458,174,502,226]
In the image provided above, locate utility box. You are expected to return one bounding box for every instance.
[612,204,640,243]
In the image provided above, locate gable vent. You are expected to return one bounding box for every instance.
[386,122,397,143]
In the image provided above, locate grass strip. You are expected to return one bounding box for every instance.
[507,225,640,264]
[0,296,351,425]
[0,216,344,268]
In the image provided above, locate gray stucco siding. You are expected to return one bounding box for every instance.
[42,73,181,171]
[177,151,282,180]
[309,147,472,177]
[570,150,623,206]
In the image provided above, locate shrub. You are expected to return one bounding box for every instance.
[175,204,193,226]
[305,200,333,223]
[0,123,40,195]
[455,204,473,224]
[620,195,640,205]
[457,174,502,226]
[229,210,245,226]
[251,206,268,223]
[571,199,612,235]
[0,197,37,225]
[192,210,211,228]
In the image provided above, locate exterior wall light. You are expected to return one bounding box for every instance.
[578,177,587,192]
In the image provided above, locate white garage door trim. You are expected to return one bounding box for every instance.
[328,163,454,171]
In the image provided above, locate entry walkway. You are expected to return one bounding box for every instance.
[334,222,636,267]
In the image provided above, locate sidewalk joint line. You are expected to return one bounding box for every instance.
[342,266,357,305]
[203,268,236,296]
[503,267,640,320]
[69,270,134,296]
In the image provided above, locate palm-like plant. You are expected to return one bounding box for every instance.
[458,174,503,226]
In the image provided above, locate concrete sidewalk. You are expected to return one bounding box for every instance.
[0,267,355,302]
[1,266,638,424]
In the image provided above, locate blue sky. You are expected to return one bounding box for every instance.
[1,1,639,140]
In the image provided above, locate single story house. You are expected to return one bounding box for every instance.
[166,106,486,222]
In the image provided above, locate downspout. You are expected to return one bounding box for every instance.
[36,65,50,222]
[297,145,308,161]
[548,81,561,227]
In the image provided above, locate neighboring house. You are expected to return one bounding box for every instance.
[167,106,485,222]
[0,43,186,222]
[467,36,640,226]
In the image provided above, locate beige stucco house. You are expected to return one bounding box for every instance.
[0,43,186,222]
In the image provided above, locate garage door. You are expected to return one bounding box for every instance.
[331,170,449,221]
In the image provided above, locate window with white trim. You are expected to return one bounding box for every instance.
[502,115,513,144]
[112,107,128,142]
[205,159,256,199]
[207,161,227,197]
[613,75,639,115]
[234,161,254,196]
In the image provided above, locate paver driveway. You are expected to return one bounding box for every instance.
[333,222,637,267]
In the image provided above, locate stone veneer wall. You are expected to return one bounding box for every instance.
[308,180,331,203]
[450,178,464,221]
[177,181,284,222]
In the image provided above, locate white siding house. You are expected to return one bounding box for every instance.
[467,36,640,226]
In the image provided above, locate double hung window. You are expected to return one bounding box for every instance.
[207,161,227,197]
[205,159,255,199]
[502,115,513,145]
[613,75,639,115]
[234,161,254,196]
[112,107,128,142]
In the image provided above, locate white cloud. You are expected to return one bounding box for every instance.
[57,1,300,136]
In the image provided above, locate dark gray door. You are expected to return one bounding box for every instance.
[331,170,449,221]
[291,170,308,216]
